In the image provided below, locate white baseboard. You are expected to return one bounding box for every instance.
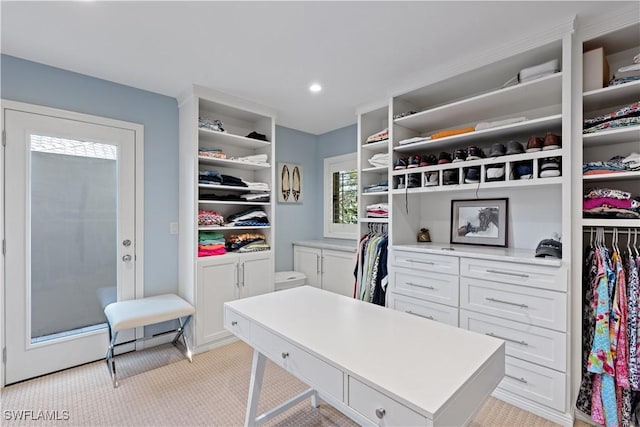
[192,335,239,355]
[135,333,175,350]
[492,389,574,427]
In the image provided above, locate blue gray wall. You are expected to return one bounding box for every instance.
[1,54,179,296]
[1,54,357,279]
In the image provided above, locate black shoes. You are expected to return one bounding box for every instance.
[394,158,407,170]
[420,154,438,167]
[452,148,467,162]
[438,151,453,164]
[407,155,421,168]
[466,145,484,160]
[506,140,525,155]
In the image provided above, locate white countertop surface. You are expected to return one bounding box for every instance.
[393,242,563,267]
[225,286,504,418]
[293,239,357,253]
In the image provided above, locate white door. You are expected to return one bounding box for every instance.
[4,106,137,384]
[322,249,356,297]
[293,245,322,288]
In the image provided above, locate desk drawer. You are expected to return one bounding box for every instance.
[460,258,566,292]
[498,356,566,412]
[348,376,426,426]
[252,323,343,400]
[392,267,458,307]
[391,250,459,275]
[224,308,251,342]
[460,310,565,371]
[391,292,458,327]
[460,277,566,332]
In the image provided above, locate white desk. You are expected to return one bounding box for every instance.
[224,286,505,426]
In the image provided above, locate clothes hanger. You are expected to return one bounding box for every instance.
[633,228,639,258]
[590,227,594,249]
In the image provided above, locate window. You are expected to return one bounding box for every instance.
[324,153,358,239]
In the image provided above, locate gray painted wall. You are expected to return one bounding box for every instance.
[1,54,180,297]
[1,54,358,285]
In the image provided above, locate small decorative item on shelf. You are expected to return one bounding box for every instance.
[417,228,431,243]
[450,198,509,247]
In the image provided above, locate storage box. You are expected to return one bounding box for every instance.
[583,47,610,91]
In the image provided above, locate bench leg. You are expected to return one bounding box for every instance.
[105,326,119,388]
[172,315,193,363]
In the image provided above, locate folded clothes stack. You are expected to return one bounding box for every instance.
[366,203,389,218]
[368,152,389,167]
[583,188,640,219]
[198,231,226,257]
[234,153,269,165]
[241,180,270,191]
[198,148,227,159]
[226,233,269,253]
[226,207,269,227]
[609,53,640,86]
[198,209,224,226]
[198,117,225,132]
[199,169,223,185]
[366,128,389,144]
[583,101,640,134]
[363,181,388,193]
[583,153,640,175]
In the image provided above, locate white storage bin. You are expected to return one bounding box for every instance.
[275,271,306,291]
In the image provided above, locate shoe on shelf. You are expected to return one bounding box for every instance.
[540,157,561,177]
[443,169,459,185]
[396,176,405,189]
[466,145,484,160]
[542,132,562,150]
[424,171,439,186]
[452,148,467,163]
[438,151,453,164]
[505,140,525,155]
[464,166,480,183]
[514,161,533,179]
[419,154,438,167]
[407,173,421,188]
[489,143,506,157]
[526,135,544,152]
[394,158,408,170]
[486,164,505,181]
[407,155,421,168]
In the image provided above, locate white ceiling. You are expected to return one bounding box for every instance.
[0,1,632,135]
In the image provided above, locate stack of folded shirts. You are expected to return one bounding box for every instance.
[226,233,269,252]
[226,207,269,226]
[583,101,640,134]
[368,153,389,167]
[366,128,389,144]
[242,180,270,191]
[363,181,388,193]
[198,231,226,257]
[198,209,224,226]
[199,170,223,185]
[583,153,640,175]
[240,193,270,202]
[221,174,248,187]
[609,55,640,86]
[366,203,388,218]
[234,153,269,165]
[198,148,226,159]
[583,188,640,219]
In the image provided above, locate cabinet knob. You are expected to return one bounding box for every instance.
[281,352,290,359]
[231,321,238,326]
[375,408,386,419]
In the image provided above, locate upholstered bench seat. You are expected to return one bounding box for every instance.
[104,294,195,387]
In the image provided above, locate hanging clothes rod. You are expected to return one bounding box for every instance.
[582,229,639,234]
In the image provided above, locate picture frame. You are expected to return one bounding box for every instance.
[277,162,303,203]
[450,198,508,247]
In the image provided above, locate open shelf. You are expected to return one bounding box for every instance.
[361,191,389,197]
[583,80,640,112]
[198,200,270,206]
[198,225,271,231]
[359,217,389,223]
[362,165,388,173]
[198,183,270,193]
[582,218,640,228]
[198,128,271,149]
[582,126,640,147]
[361,139,389,151]
[391,176,562,194]
[198,156,270,170]
[583,171,640,181]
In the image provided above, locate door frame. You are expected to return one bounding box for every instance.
[0,99,145,388]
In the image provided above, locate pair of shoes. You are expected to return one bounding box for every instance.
[486,163,505,181]
[466,145,484,160]
[394,158,408,170]
[527,132,562,152]
[407,155,421,168]
[438,152,452,164]
[419,154,438,167]
[506,140,525,155]
[424,171,439,186]
[443,169,459,185]
[280,165,301,201]
[540,157,561,177]
[514,160,533,179]
[464,167,480,183]
[407,174,421,188]
[452,148,467,162]
[488,143,506,157]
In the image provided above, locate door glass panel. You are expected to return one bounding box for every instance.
[29,135,117,343]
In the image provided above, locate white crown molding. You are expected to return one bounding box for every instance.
[576,3,639,42]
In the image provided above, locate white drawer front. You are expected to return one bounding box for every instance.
[251,323,343,400]
[393,267,458,307]
[460,258,566,292]
[460,310,565,371]
[391,250,459,275]
[498,356,566,412]
[224,308,251,342]
[391,292,459,327]
[460,277,566,332]
[348,376,427,426]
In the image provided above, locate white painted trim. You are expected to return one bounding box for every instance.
[324,152,358,240]
[492,388,574,427]
[0,100,145,385]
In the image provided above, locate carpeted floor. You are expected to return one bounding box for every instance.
[1,340,571,426]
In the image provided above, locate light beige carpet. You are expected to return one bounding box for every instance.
[1,340,572,426]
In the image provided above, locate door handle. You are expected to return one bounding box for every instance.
[122,254,132,262]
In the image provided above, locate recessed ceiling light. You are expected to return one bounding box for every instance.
[309,83,322,93]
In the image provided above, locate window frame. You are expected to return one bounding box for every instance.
[323,152,358,239]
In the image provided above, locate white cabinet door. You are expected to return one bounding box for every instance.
[197,255,239,346]
[294,245,322,288]
[322,249,355,297]
[241,252,274,298]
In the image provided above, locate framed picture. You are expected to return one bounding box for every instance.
[450,198,508,247]
[277,162,303,203]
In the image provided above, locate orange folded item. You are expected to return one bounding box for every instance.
[430,127,475,139]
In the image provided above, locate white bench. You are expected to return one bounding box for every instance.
[103,294,195,387]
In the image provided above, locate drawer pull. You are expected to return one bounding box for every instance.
[486,269,529,278]
[485,297,529,309]
[505,374,528,384]
[375,408,386,419]
[407,282,435,290]
[485,332,528,346]
[281,352,290,359]
[406,310,434,320]
[231,321,238,326]
[408,259,435,265]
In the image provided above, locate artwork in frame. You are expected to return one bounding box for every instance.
[277,162,303,203]
[450,198,508,247]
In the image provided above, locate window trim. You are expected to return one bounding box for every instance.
[323,152,358,239]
